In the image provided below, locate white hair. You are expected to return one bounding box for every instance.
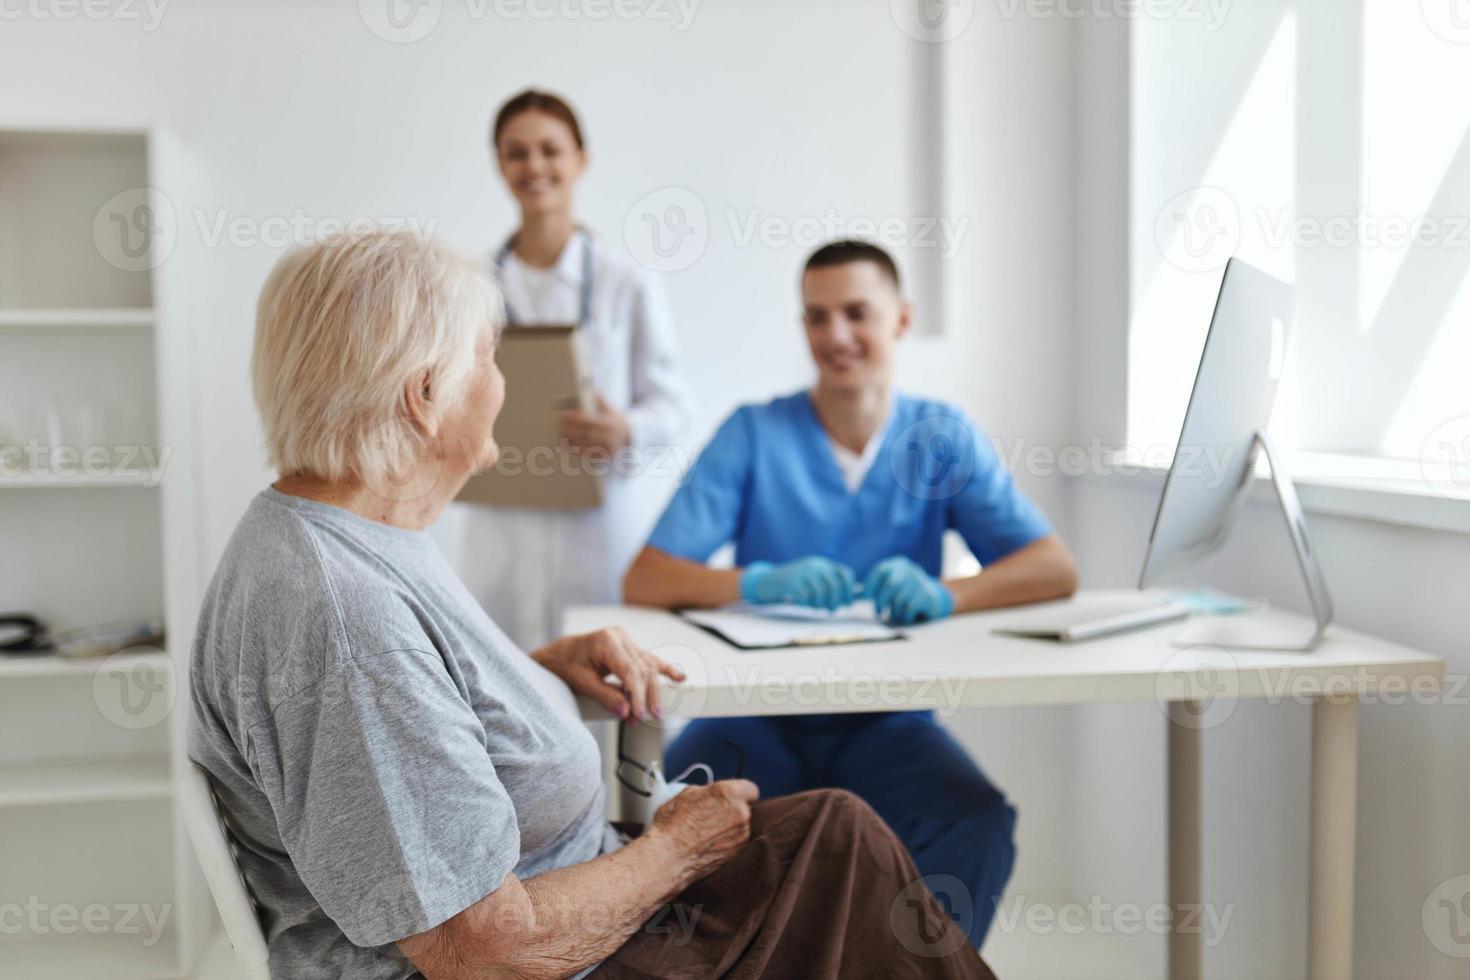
[251,227,503,488]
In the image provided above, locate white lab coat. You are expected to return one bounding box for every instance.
[440,230,693,651]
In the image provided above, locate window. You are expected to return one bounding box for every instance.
[1128,0,1470,497]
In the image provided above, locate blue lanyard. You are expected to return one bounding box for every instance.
[494,229,595,329]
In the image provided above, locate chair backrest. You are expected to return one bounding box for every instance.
[181,763,273,980]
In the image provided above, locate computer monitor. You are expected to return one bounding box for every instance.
[1138,257,1333,650]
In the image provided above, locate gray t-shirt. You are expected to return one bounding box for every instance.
[188,489,610,979]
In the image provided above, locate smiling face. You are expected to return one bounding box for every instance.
[495,109,587,217]
[801,260,912,393]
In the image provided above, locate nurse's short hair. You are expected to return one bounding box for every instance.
[251,226,503,488]
[803,239,901,292]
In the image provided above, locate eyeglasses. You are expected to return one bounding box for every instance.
[614,720,743,798]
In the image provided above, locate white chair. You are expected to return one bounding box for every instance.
[181,764,273,980]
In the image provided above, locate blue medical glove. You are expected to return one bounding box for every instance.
[863,556,955,625]
[740,557,859,611]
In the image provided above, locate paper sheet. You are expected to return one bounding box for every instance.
[679,601,905,650]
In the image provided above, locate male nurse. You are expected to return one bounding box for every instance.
[622,239,1078,948]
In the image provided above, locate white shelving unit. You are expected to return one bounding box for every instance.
[0,127,210,978]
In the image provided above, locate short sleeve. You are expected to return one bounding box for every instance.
[244,647,518,948]
[948,416,1053,565]
[646,408,754,562]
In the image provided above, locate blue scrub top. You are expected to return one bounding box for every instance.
[648,391,1052,579]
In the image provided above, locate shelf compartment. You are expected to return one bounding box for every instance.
[0,308,152,331]
[0,756,172,808]
[0,469,164,489]
[0,648,170,680]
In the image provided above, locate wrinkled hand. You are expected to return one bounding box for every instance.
[740,556,858,611]
[863,556,955,625]
[533,627,684,722]
[558,393,631,456]
[647,779,759,882]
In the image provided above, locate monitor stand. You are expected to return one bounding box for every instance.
[1170,431,1334,652]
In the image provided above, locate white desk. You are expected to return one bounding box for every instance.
[568,590,1444,980]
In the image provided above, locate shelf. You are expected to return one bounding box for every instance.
[0,756,172,808]
[0,930,179,980]
[0,648,170,680]
[0,308,152,331]
[0,469,164,489]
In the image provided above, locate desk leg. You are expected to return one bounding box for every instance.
[1308,696,1358,980]
[617,720,665,828]
[1168,701,1202,980]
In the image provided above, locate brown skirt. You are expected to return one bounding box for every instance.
[591,789,998,980]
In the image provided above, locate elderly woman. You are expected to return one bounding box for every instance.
[187,228,998,980]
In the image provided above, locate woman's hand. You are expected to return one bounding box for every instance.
[645,779,759,883]
[532,626,685,722]
[558,393,631,455]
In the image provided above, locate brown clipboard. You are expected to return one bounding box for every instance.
[456,324,605,510]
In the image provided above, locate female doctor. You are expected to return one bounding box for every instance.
[457,89,692,650]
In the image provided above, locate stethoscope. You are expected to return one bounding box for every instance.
[494,228,595,329]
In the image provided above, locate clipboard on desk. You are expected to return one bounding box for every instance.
[677,603,907,651]
[457,325,605,510]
